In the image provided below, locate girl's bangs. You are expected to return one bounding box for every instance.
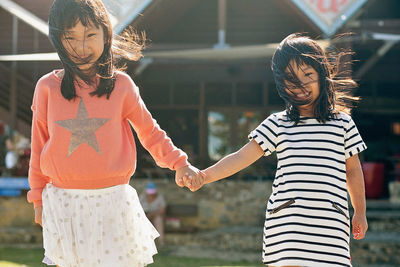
[54,1,104,33]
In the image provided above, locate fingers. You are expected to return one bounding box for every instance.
[180,173,202,192]
[176,165,205,191]
[183,173,193,191]
[189,172,205,192]
[34,207,43,227]
[193,172,205,191]
[35,216,42,227]
[175,176,185,187]
[352,222,367,240]
[352,225,361,240]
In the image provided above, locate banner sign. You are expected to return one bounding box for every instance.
[290,0,368,37]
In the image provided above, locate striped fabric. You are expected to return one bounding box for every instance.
[249,111,366,267]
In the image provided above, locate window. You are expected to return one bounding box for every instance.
[208,111,232,161]
[139,82,170,105]
[174,83,199,105]
[205,83,232,105]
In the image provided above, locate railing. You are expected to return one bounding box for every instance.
[0,177,29,197]
[0,63,34,124]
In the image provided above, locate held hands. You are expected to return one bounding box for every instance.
[175,165,205,192]
[352,212,368,240]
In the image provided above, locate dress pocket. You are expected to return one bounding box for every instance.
[332,202,349,220]
[269,199,295,215]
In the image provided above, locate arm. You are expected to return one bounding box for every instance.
[123,80,200,188]
[28,104,51,226]
[203,139,264,184]
[127,99,199,188]
[126,85,188,171]
[346,154,368,240]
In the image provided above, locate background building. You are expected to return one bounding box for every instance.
[0,1,400,265]
[0,0,399,196]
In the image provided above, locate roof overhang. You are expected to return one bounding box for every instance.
[0,40,331,62]
[0,0,48,35]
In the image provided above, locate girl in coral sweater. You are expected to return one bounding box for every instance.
[27,0,202,266]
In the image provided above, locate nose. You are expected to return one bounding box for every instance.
[72,39,88,58]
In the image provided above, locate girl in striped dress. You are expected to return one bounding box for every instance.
[197,34,368,267]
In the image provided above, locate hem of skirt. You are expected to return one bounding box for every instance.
[43,248,159,266]
[145,252,157,266]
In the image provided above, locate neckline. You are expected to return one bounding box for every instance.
[52,69,63,82]
[299,116,315,120]
[283,110,316,120]
[51,69,99,90]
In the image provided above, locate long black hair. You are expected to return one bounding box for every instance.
[271,33,358,123]
[48,0,145,100]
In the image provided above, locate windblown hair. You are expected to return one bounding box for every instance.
[49,0,145,100]
[271,33,359,124]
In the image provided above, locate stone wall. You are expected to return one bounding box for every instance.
[0,196,35,228]
[0,179,272,244]
[133,179,272,230]
[2,180,400,266]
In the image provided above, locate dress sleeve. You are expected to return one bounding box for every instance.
[27,80,51,208]
[344,117,367,159]
[123,77,188,170]
[248,114,279,156]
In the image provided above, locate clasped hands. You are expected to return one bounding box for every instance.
[175,165,205,192]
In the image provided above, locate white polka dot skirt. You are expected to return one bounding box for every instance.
[41,183,159,267]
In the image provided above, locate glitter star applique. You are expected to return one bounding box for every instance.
[55,98,110,157]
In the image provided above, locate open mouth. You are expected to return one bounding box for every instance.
[73,55,94,65]
[293,91,311,100]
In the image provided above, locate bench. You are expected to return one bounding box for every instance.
[166,204,198,217]
[0,177,30,197]
[165,203,198,232]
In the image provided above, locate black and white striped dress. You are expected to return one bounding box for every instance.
[249,111,366,267]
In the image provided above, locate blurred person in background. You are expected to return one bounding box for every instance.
[140,182,166,246]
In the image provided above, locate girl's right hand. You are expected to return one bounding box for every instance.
[352,211,368,240]
[34,206,43,226]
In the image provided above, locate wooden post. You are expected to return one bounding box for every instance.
[198,82,206,167]
[218,0,226,33]
[231,82,237,150]
[33,29,39,81]
[10,15,18,130]
[215,0,229,49]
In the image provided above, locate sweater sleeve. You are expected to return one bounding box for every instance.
[27,80,51,208]
[123,77,189,170]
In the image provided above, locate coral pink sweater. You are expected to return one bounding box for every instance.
[27,70,188,208]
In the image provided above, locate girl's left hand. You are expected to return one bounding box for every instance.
[352,212,368,240]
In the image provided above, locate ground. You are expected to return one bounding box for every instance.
[0,247,264,267]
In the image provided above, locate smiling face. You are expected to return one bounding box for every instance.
[284,60,320,116]
[61,20,105,74]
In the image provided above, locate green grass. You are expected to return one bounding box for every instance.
[0,247,264,267]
